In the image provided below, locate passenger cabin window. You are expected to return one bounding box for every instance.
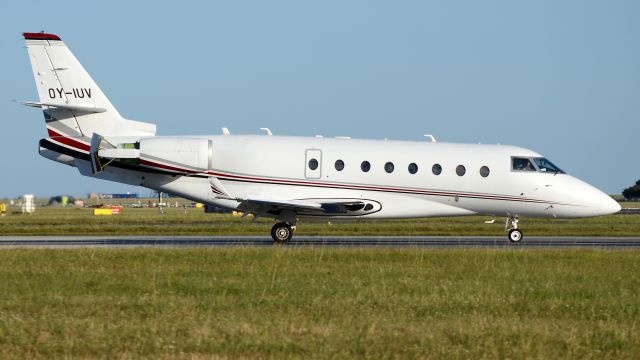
[308,159,319,170]
[480,166,490,177]
[361,161,371,172]
[335,159,345,171]
[512,157,536,171]
[533,158,565,174]
[432,164,442,175]
[456,165,466,176]
[408,163,418,174]
[385,162,394,173]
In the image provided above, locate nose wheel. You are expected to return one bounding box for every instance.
[508,228,523,243]
[271,222,294,243]
[506,216,524,243]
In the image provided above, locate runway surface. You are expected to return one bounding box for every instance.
[1,235,639,248]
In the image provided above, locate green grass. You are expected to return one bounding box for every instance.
[0,248,638,358]
[0,207,639,236]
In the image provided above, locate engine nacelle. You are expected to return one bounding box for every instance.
[139,137,211,171]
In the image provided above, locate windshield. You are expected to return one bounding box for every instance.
[532,157,564,174]
[512,157,537,171]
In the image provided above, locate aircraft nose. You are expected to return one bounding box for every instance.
[599,193,621,215]
[562,176,621,217]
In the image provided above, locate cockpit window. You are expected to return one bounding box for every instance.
[532,158,564,174]
[512,157,537,171]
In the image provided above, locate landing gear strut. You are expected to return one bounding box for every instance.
[271,222,295,243]
[505,216,523,243]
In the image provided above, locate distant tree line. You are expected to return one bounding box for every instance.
[623,180,640,201]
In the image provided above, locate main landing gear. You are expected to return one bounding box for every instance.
[506,216,523,243]
[271,222,295,243]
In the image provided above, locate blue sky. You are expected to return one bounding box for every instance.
[1,0,638,197]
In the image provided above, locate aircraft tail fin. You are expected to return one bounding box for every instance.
[22,32,155,140]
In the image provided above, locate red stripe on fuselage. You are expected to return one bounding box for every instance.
[137,158,560,205]
[139,159,199,174]
[204,170,545,203]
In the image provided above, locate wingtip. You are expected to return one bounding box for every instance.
[23,32,61,41]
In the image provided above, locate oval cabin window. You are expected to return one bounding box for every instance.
[432,164,442,175]
[384,162,394,173]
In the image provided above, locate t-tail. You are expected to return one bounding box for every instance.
[20,32,155,167]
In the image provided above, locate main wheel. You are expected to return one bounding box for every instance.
[271,222,293,243]
[508,229,523,243]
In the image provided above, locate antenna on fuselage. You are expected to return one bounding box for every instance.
[260,128,273,136]
[221,127,230,135]
[424,134,437,142]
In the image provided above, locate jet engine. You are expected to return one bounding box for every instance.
[96,137,212,173]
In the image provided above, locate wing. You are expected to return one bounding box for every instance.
[238,197,324,215]
[208,177,365,217]
[236,197,365,217]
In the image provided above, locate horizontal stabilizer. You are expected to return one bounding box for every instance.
[17,100,107,113]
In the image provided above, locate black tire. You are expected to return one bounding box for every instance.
[271,222,293,243]
[508,229,523,243]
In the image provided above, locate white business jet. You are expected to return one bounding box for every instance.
[20,32,621,243]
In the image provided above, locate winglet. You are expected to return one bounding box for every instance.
[209,177,232,199]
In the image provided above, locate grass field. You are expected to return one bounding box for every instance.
[0,248,638,358]
[1,207,639,237]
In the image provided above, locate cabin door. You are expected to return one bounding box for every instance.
[304,149,322,179]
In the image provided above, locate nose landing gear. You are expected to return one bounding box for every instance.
[506,216,523,243]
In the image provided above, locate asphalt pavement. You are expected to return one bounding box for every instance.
[1,235,639,248]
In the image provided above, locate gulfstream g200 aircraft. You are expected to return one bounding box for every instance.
[20,32,621,243]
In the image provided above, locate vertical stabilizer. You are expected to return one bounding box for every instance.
[23,32,156,140]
